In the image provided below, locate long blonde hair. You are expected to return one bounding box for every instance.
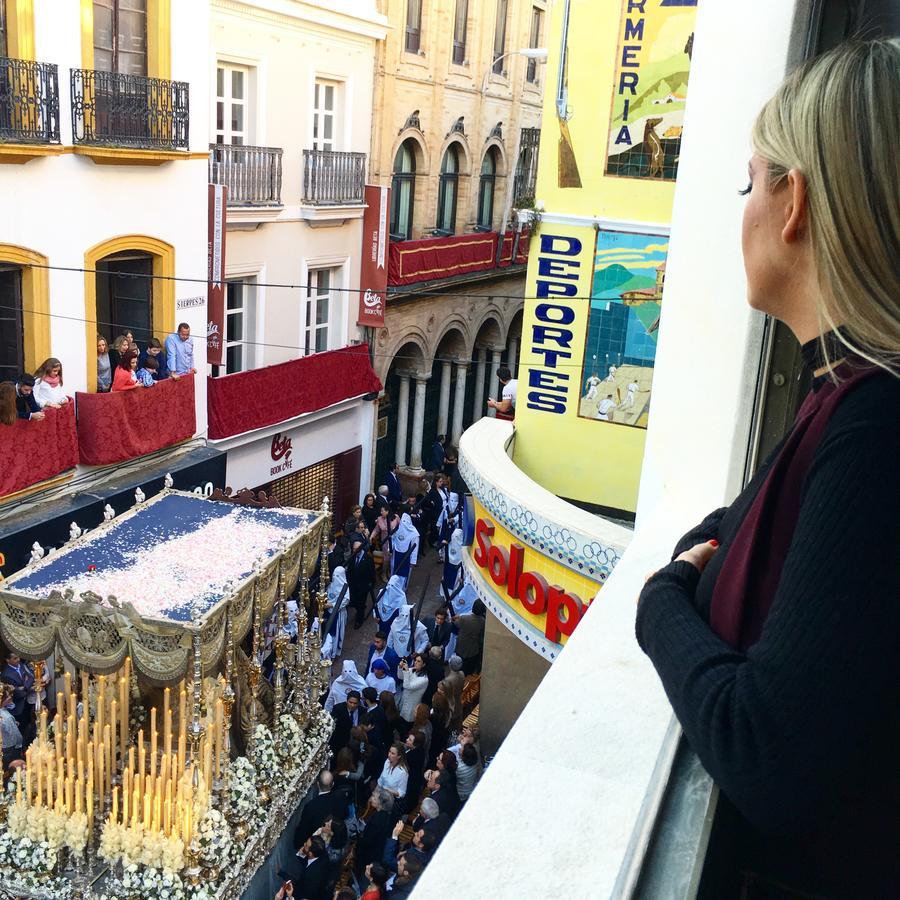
[34,357,63,384]
[751,38,900,376]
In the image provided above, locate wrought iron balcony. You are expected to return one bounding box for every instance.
[70,68,189,150]
[301,149,366,206]
[513,126,541,205]
[0,57,60,144]
[209,143,283,206]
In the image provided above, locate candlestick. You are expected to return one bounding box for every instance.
[150,707,157,768]
[138,730,146,798]
[103,723,112,799]
[163,688,171,753]
[66,713,75,770]
[39,708,48,746]
[214,698,223,781]
[54,718,63,768]
[131,783,139,827]
[118,676,127,760]
[75,777,82,815]
[66,773,73,814]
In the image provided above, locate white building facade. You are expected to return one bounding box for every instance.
[207,0,388,511]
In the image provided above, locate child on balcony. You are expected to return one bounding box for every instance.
[32,358,69,407]
[135,355,159,387]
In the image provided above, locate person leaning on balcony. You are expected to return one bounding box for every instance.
[636,40,899,900]
[0,382,17,426]
[112,350,141,392]
[32,358,69,408]
[487,365,517,419]
[135,355,158,388]
[140,337,170,380]
[97,335,113,392]
[165,322,195,376]
[108,334,128,371]
[13,374,44,421]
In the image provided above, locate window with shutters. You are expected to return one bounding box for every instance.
[405,0,422,54]
[215,64,250,145]
[93,0,147,75]
[492,0,509,75]
[527,7,544,83]
[452,0,469,65]
[0,266,24,382]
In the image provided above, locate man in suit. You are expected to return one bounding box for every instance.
[346,538,376,629]
[287,835,330,900]
[1,653,35,732]
[360,686,387,753]
[423,475,449,548]
[385,463,403,505]
[422,646,445,707]
[294,771,343,850]
[354,787,393,879]
[14,375,44,421]
[430,436,446,473]
[422,609,453,652]
[412,797,451,847]
[329,690,361,755]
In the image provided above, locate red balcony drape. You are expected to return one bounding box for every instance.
[387,230,529,287]
[207,344,382,441]
[76,375,197,466]
[0,403,79,499]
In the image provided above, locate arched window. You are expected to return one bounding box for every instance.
[436,144,460,235]
[390,140,416,241]
[477,148,498,231]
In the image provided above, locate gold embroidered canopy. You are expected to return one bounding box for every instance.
[0,490,327,684]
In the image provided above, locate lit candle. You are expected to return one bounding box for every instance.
[75,777,82,814]
[123,769,130,824]
[39,709,48,746]
[103,724,111,798]
[86,773,94,829]
[143,786,152,830]
[98,752,105,817]
[57,691,64,721]
[112,786,118,824]
[64,671,72,706]
[16,770,22,807]
[37,760,44,808]
[56,771,63,813]
[66,773,73,814]
[177,731,186,780]
[154,794,161,833]
[163,688,171,753]
[118,676,127,759]
[165,777,172,835]
[25,748,32,805]
[150,727,158,777]
[203,735,212,790]
[131,783,139,827]
[45,754,53,807]
[214,699,223,780]
[138,729,145,796]
[80,671,88,711]
[178,687,186,744]
[66,714,75,769]
[54,718,64,767]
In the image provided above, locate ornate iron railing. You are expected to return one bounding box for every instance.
[0,57,60,144]
[70,68,189,149]
[209,143,283,206]
[301,149,366,205]
[513,126,541,204]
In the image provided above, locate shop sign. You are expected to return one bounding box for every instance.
[207,183,227,366]
[357,185,389,328]
[472,513,597,645]
[269,433,294,478]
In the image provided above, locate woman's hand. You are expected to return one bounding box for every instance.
[674,540,719,573]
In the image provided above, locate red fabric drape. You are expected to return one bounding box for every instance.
[387,231,529,287]
[76,375,197,466]
[0,403,79,498]
[207,344,382,440]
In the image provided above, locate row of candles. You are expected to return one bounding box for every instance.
[16,658,227,845]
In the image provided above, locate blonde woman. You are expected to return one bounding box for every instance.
[32,358,68,407]
[97,335,113,392]
[637,40,899,898]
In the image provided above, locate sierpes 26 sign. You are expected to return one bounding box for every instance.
[473,517,588,643]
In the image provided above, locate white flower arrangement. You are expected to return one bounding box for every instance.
[248,724,279,780]
[195,807,231,867]
[99,819,124,866]
[226,756,263,827]
[64,810,88,855]
[277,713,304,759]
[119,862,188,899]
[0,830,57,875]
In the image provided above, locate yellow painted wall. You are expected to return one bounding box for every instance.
[513,0,698,515]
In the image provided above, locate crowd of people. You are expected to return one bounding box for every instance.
[276,462,489,899]
[0,324,197,426]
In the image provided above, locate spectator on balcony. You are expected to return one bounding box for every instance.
[109,334,128,369]
[165,323,195,376]
[97,336,113,392]
[0,383,17,426]
[112,351,141,392]
[135,356,159,388]
[140,337,170,380]
[487,365,517,419]
[636,40,899,900]
[14,375,44,421]
[33,359,69,408]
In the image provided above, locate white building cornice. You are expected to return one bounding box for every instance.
[212,0,389,41]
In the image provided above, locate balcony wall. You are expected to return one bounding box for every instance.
[0,57,60,145]
[0,404,78,500]
[207,344,381,441]
[209,143,283,206]
[75,375,196,466]
[387,230,529,288]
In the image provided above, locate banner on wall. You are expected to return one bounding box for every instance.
[207,183,227,366]
[605,0,699,181]
[358,184,389,328]
[579,229,669,428]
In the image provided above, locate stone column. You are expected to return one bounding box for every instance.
[437,360,453,437]
[471,347,488,423]
[395,372,411,466]
[507,337,519,376]
[409,373,429,471]
[450,363,469,444]
[487,348,502,417]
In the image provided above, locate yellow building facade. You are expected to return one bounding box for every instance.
[513,0,699,518]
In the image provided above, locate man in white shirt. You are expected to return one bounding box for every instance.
[596,394,616,421]
[623,379,639,409]
[487,366,517,418]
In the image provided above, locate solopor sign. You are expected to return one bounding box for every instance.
[357,185,389,328]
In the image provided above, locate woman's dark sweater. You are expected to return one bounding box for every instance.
[636,370,899,897]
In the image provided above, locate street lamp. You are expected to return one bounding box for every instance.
[481,47,549,94]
